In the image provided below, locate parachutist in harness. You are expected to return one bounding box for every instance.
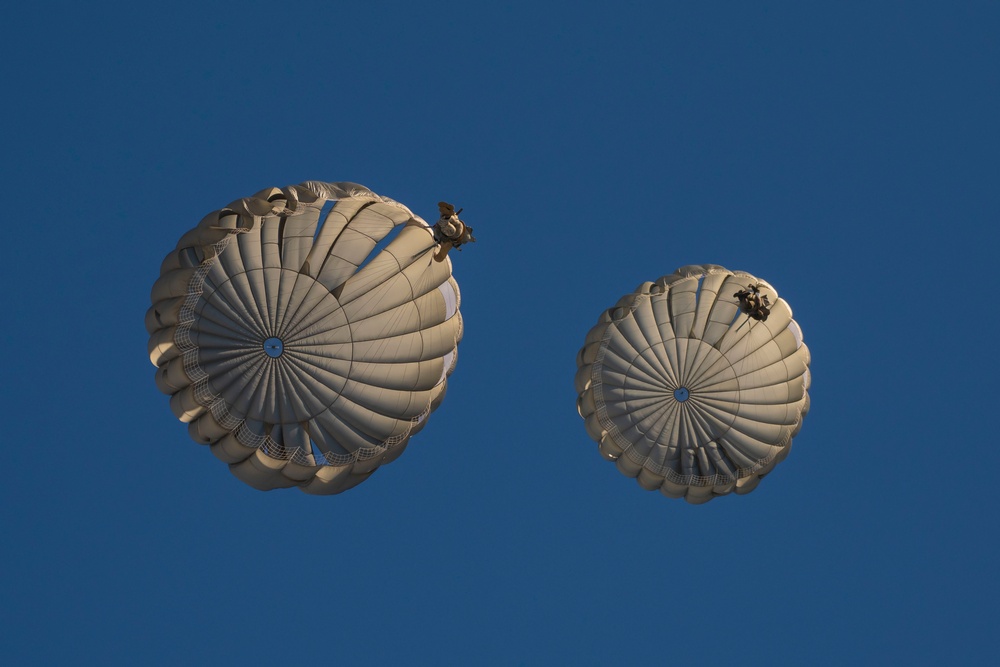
[433,201,476,262]
[734,283,771,324]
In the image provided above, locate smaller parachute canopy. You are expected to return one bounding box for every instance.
[575,264,811,504]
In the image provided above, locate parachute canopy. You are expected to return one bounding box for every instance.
[147,182,463,494]
[575,265,810,503]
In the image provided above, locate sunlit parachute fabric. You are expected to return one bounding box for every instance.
[575,265,810,503]
[147,182,463,494]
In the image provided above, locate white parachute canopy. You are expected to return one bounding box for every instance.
[575,265,811,504]
[147,182,463,494]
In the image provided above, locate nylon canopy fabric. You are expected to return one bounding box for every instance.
[575,265,810,504]
[147,182,463,494]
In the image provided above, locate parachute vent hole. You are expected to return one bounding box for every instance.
[263,337,284,358]
[674,387,690,402]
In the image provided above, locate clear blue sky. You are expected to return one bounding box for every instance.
[3,2,998,665]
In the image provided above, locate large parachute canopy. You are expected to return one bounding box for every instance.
[575,265,810,504]
[147,182,463,494]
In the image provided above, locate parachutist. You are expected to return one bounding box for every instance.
[433,201,476,262]
[734,283,770,322]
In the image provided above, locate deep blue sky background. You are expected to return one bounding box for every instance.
[3,2,998,665]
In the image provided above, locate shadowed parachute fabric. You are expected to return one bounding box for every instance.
[575,265,810,504]
[147,182,463,494]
